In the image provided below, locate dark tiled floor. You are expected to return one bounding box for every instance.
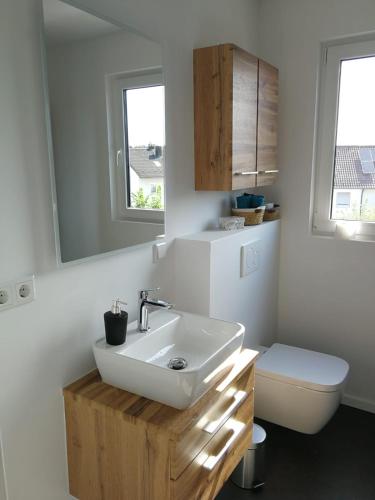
[218,405,375,500]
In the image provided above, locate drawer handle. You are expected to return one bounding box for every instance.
[202,419,246,471]
[233,169,279,176]
[200,390,247,434]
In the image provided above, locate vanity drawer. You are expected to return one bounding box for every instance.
[171,391,254,500]
[170,366,254,479]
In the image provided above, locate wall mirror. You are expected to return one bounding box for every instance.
[42,0,166,263]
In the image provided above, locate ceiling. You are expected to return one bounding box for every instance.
[43,0,120,45]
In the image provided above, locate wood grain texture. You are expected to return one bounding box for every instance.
[64,393,171,500]
[194,44,279,192]
[194,44,233,191]
[171,393,254,500]
[64,349,257,499]
[170,366,254,479]
[231,48,258,190]
[64,349,257,441]
[257,58,279,187]
[194,44,259,191]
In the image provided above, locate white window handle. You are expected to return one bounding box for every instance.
[116,149,123,168]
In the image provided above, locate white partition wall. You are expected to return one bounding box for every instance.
[174,221,280,347]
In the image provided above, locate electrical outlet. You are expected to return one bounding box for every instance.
[0,276,36,313]
[0,283,15,312]
[14,276,35,305]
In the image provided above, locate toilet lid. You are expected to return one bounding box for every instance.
[255,343,349,392]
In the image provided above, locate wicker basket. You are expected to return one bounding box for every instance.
[232,207,265,226]
[263,207,280,222]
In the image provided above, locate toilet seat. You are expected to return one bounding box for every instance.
[256,343,349,392]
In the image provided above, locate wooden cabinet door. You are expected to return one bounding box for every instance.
[232,48,259,190]
[171,394,254,500]
[194,45,278,191]
[194,45,233,191]
[257,59,279,186]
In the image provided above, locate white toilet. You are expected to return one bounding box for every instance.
[254,343,349,434]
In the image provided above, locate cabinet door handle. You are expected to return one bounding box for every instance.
[233,171,258,176]
[233,169,279,176]
[200,390,247,434]
[202,419,247,471]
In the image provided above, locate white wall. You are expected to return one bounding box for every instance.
[174,221,280,348]
[47,29,163,261]
[363,189,375,208]
[0,0,259,498]
[258,0,375,411]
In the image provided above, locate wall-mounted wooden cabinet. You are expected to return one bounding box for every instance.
[194,43,278,191]
[63,349,257,500]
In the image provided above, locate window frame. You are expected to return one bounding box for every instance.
[106,68,165,224]
[313,37,375,240]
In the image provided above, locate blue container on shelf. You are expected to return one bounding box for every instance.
[237,194,265,209]
[236,194,252,209]
[249,195,265,208]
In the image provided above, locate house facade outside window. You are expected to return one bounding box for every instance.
[335,191,351,207]
[313,37,375,239]
[331,146,375,220]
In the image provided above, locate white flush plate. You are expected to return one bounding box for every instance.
[241,240,261,277]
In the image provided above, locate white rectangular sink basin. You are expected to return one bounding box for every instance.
[93,309,244,409]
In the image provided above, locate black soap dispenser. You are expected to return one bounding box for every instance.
[104,299,128,346]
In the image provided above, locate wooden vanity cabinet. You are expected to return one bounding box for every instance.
[194,43,278,191]
[63,349,257,500]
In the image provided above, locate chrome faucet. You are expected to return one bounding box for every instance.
[138,288,173,332]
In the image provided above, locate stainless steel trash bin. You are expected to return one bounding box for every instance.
[231,423,266,489]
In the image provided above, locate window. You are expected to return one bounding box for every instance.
[106,69,165,224]
[124,86,165,211]
[336,192,351,207]
[313,38,375,238]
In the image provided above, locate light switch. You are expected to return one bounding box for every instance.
[241,240,261,277]
[152,242,167,262]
